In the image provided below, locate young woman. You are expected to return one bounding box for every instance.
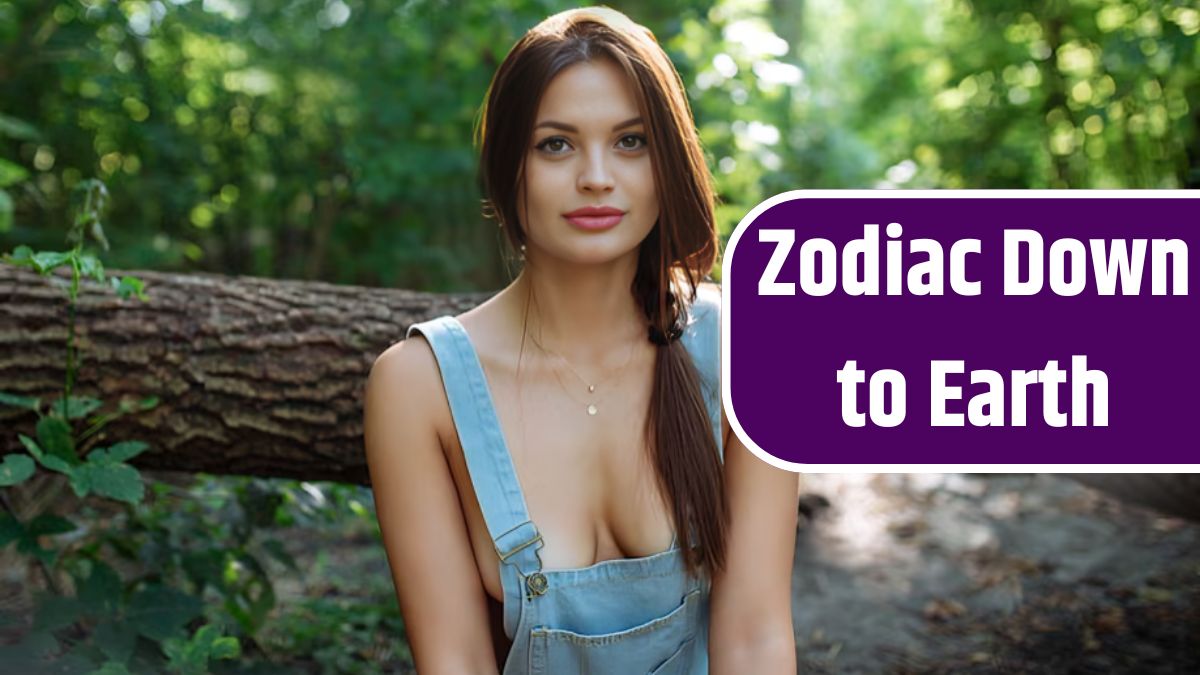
[364,8,798,674]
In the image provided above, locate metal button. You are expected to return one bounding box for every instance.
[526,572,548,597]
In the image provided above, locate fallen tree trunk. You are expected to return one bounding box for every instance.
[0,263,489,485]
[4,264,1199,523]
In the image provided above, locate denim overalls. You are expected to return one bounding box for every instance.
[406,289,722,674]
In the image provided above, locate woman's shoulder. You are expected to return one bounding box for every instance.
[367,329,451,442]
[373,330,438,383]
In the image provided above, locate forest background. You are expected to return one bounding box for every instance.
[3,0,1196,291]
[0,0,1196,673]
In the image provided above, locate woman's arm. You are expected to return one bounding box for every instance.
[708,417,799,674]
[364,337,500,675]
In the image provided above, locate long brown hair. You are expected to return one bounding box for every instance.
[476,7,726,577]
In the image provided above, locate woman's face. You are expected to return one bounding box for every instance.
[518,57,659,266]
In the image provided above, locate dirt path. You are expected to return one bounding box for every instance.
[791,474,1199,674]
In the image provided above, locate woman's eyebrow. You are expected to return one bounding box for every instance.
[534,116,644,132]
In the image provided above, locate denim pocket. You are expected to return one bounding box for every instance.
[648,636,696,675]
[528,588,702,674]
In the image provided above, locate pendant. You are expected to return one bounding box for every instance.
[587,404,598,416]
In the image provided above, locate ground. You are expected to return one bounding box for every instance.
[791,474,1199,674]
[6,473,1194,673]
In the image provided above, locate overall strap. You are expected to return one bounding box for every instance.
[405,317,545,584]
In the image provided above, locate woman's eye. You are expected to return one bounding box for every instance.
[618,134,647,150]
[536,137,571,154]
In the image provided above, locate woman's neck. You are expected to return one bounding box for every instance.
[513,253,647,363]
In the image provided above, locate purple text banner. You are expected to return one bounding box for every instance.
[722,191,1198,471]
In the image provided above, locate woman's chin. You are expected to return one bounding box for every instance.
[536,243,641,267]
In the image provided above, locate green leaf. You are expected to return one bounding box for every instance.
[0,630,59,671]
[0,158,29,188]
[30,250,75,274]
[111,276,148,301]
[36,415,78,464]
[127,585,203,642]
[44,648,94,673]
[32,594,83,632]
[18,433,43,460]
[4,244,33,262]
[69,466,91,497]
[210,635,240,660]
[161,636,200,675]
[26,514,76,537]
[93,620,138,665]
[42,453,75,476]
[100,441,149,464]
[71,445,146,504]
[0,454,35,486]
[0,390,40,411]
[9,517,71,577]
[0,113,40,141]
[182,550,227,591]
[163,624,241,675]
[79,561,122,615]
[79,253,105,283]
[85,463,144,504]
[48,395,104,420]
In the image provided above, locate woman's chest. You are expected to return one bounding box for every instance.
[438,366,675,602]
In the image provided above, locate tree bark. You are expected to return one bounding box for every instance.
[5,264,1199,521]
[0,264,490,485]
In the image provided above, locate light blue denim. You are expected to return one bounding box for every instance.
[406,290,722,674]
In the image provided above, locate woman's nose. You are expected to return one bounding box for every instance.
[577,149,615,193]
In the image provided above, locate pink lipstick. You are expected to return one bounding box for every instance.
[563,205,625,231]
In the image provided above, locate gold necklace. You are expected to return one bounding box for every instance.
[527,330,637,416]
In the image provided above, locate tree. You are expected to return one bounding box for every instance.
[1,263,487,484]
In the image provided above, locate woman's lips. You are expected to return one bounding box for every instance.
[563,206,625,231]
[565,213,623,230]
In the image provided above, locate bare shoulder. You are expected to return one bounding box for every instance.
[371,331,440,390]
[365,330,449,451]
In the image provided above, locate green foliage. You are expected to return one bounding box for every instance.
[0,0,1193,289]
[669,0,1197,240]
[162,624,242,675]
[2,0,1190,289]
[0,177,234,673]
[0,157,29,186]
[18,433,148,506]
[0,111,39,233]
[264,594,409,675]
[0,453,36,486]
[0,188,12,233]
[1,512,76,567]
[3,168,407,669]
[1,183,408,670]
[127,585,207,642]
